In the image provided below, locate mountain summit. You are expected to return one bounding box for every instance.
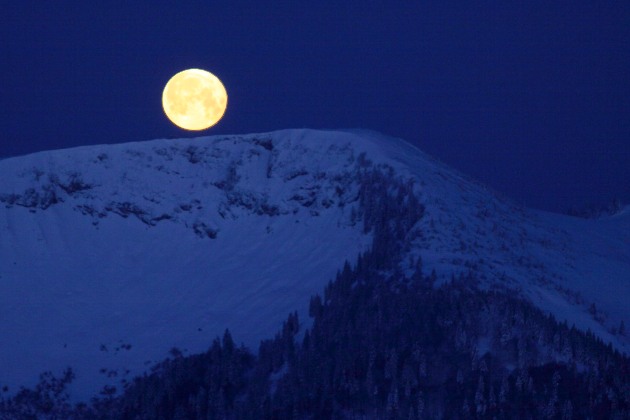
[1,129,628,400]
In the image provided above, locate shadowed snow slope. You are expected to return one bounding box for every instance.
[0,129,628,400]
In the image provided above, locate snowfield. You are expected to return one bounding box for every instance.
[0,129,628,400]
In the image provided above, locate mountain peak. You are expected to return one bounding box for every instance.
[1,129,628,400]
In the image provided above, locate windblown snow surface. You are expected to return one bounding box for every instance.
[0,129,628,400]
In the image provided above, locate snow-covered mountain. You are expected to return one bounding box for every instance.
[0,129,628,400]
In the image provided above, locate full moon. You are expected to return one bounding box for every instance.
[162,68,227,131]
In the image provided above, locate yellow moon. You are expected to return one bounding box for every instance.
[162,68,227,130]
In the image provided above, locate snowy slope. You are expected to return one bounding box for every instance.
[345,130,629,355]
[0,129,628,400]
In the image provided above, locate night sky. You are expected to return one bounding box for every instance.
[2,2,629,212]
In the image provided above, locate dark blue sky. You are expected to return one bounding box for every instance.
[1,2,629,212]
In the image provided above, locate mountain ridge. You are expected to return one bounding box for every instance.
[1,129,628,400]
